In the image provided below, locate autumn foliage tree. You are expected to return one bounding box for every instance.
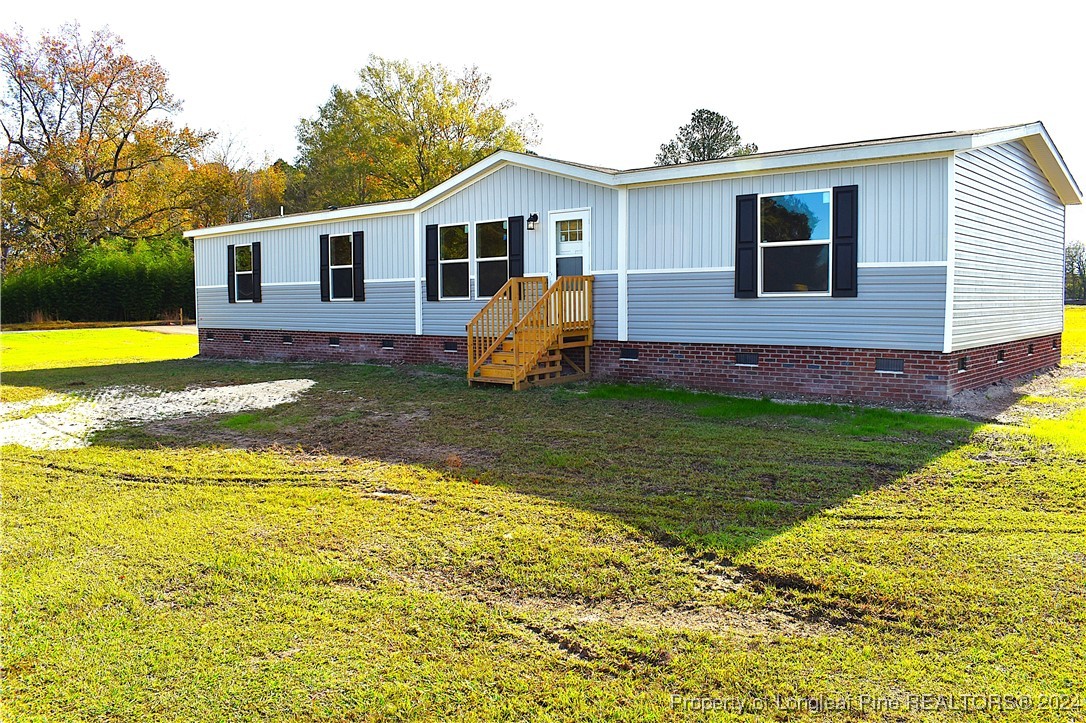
[294,56,539,209]
[1,24,214,268]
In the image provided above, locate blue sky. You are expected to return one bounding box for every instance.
[7,0,1083,240]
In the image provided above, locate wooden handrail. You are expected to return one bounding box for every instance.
[511,275,593,386]
[466,276,547,376]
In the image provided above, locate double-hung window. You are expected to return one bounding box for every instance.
[475,220,509,297]
[759,190,832,294]
[439,224,469,299]
[234,244,254,301]
[328,234,354,300]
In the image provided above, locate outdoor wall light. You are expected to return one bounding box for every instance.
[526,213,539,230]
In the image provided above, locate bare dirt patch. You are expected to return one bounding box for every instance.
[0,379,315,449]
[949,364,1085,422]
[384,567,835,641]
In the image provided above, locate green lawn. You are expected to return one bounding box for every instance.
[2,316,1085,721]
[1064,306,1086,364]
[1,327,197,372]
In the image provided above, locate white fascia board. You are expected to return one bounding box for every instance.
[966,122,1047,149]
[1022,130,1083,205]
[502,155,617,187]
[183,125,1082,240]
[962,122,1081,205]
[614,138,973,186]
[183,201,416,239]
[184,152,620,239]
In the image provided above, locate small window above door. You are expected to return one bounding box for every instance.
[556,219,583,245]
[549,208,592,280]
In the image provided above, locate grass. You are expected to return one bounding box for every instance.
[0,385,52,403]
[0,327,197,372]
[3,311,1085,720]
[1,319,193,332]
[220,411,310,434]
[1064,306,1086,364]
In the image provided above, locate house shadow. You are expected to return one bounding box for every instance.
[2,357,984,557]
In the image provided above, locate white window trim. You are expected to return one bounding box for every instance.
[757,188,833,298]
[328,233,354,301]
[438,222,471,300]
[547,207,593,281]
[474,218,510,300]
[234,243,254,303]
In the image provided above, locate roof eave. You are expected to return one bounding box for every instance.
[184,123,1082,239]
[612,137,971,186]
[184,151,619,238]
[1006,124,1082,205]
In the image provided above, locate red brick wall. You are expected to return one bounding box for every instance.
[591,341,953,404]
[591,333,1061,404]
[945,334,1061,395]
[199,328,1061,405]
[199,329,466,367]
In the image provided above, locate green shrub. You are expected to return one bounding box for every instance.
[1,239,195,324]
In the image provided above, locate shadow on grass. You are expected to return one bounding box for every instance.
[2,358,980,557]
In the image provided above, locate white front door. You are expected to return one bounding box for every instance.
[548,208,592,280]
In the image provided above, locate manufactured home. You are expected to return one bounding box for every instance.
[185,122,1081,403]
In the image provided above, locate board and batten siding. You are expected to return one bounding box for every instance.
[628,267,947,350]
[420,163,620,274]
[196,282,415,334]
[194,214,414,287]
[627,157,949,270]
[951,141,1066,351]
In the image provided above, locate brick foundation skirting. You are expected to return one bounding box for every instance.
[198,328,1061,404]
[199,329,468,367]
[592,334,1061,404]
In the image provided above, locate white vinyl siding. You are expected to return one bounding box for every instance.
[197,282,414,333]
[628,157,949,270]
[421,164,619,274]
[950,141,1065,350]
[194,214,412,287]
[628,267,947,350]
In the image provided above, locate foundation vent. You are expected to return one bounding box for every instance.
[735,352,759,367]
[875,358,905,373]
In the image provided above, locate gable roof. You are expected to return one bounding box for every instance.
[185,122,1081,238]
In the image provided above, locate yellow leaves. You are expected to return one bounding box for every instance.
[296,55,537,208]
[2,24,212,262]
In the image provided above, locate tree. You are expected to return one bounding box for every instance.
[1067,241,1086,301]
[247,160,289,220]
[1,24,213,268]
[655,109,757,166]
[295,56,539,209]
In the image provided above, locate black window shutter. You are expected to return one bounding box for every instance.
[352,230,365,301]
[226,244,236,303]
[734,194,758,298]
[319,234,330,302]
[425,224,439,301]
[507,216,524,278]
[251,242,262,303]
[832,185,859,298]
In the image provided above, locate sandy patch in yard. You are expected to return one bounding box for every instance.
[950,364,1085,421]
[382,567,836,644]
[0,379,315,449]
